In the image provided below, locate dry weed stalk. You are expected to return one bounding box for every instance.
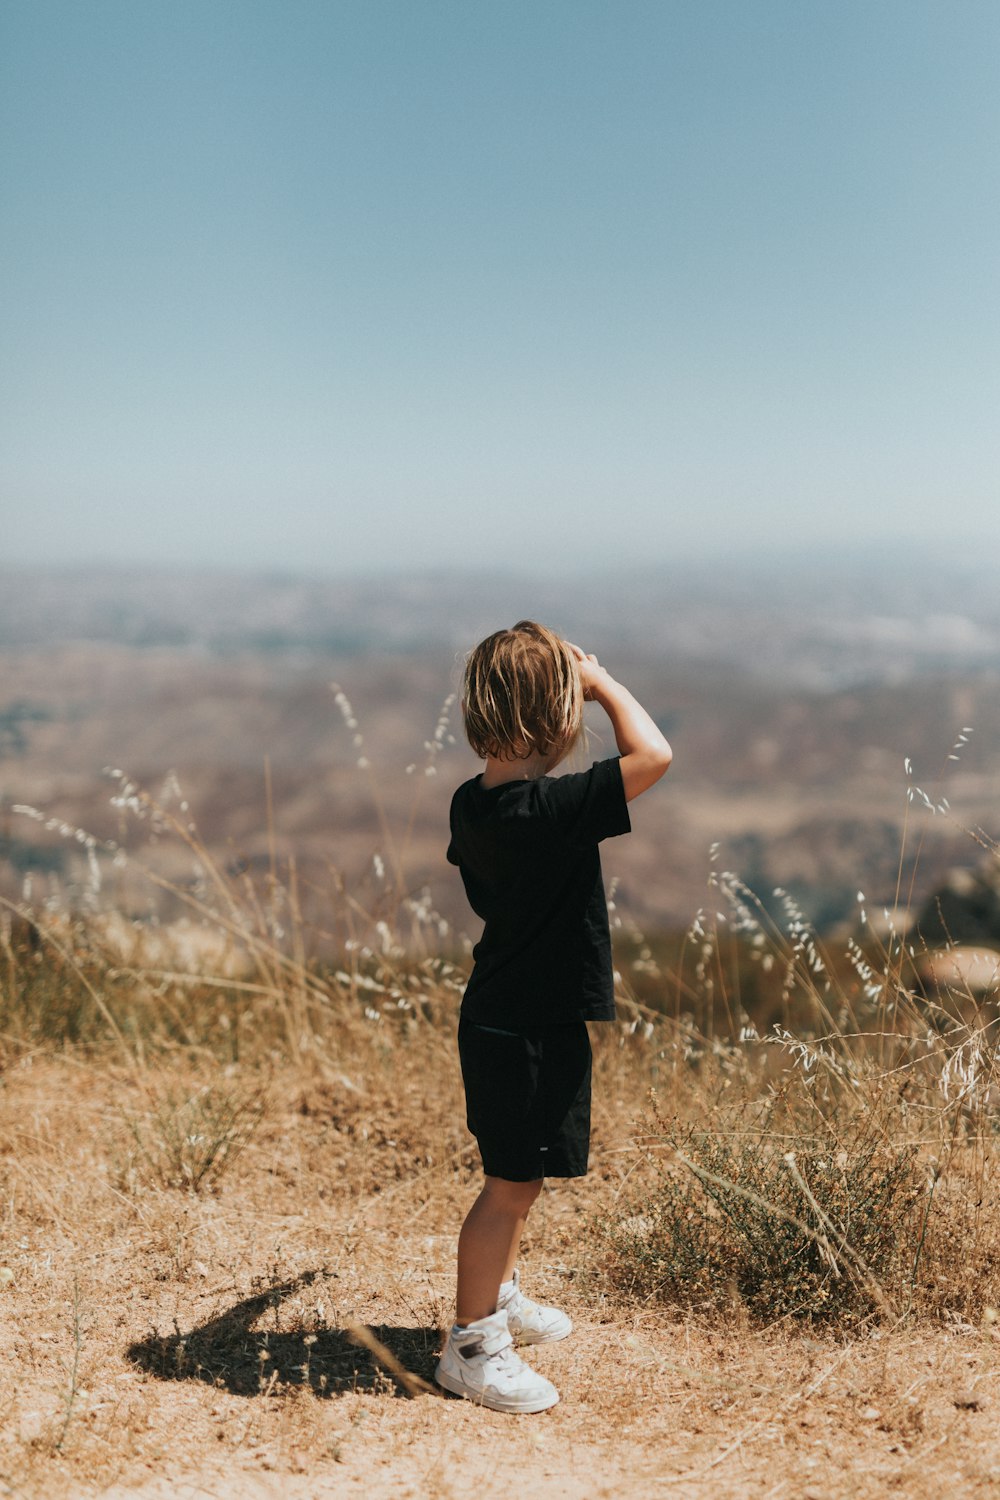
[598,791,1000,1326]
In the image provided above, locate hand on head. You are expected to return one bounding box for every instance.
[565,642,603,701]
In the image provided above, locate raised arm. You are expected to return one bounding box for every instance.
[567,644,672,802]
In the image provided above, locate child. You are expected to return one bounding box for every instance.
[436,620,672,1412]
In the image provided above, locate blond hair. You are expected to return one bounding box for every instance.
[462,620,583,763]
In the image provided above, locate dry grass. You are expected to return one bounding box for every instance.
[3,747,1000,1496]
[4,1024,1000,1500]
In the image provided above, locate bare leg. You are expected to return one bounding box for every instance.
[455,1175,543,1325]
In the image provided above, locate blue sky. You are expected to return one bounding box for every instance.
[2,1,998,573]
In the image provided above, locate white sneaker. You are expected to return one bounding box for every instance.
[435,1309,559,1413]
[497,1269,573,1345]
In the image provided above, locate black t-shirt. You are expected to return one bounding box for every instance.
[446,756,631,1030]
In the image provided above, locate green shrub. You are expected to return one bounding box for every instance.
[599,1085,921,1325]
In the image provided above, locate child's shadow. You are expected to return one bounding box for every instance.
[127,1271,442,1399]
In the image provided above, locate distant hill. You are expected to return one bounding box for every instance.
[2,549,999,687]
[1,557,998,938]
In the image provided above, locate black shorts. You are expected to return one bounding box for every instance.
[458,1015,593,1181]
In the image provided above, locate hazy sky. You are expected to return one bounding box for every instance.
[2,1,998,574]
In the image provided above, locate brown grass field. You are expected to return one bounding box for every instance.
[3,759,1000,1498]
[3,1019,1000,1500]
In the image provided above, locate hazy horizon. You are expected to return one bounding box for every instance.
[4,533,1000,582]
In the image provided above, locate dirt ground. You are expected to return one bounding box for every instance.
[4,1041,1000,1500]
